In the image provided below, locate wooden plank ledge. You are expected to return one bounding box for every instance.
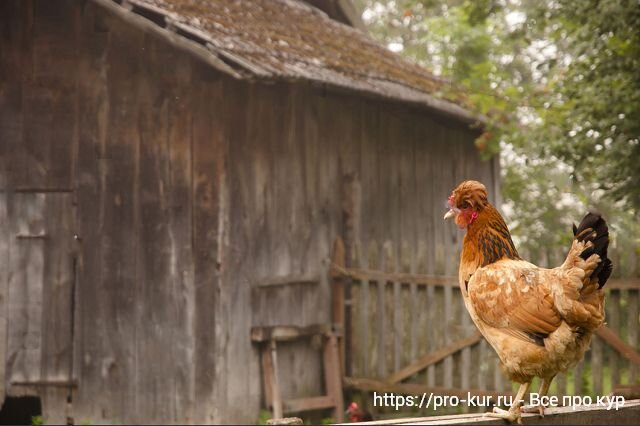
[344,377,512,399]
[335,398,640,425]
[251,324,332,342]
[330,263,459,288]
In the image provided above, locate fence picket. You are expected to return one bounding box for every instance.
[338,237,639,413]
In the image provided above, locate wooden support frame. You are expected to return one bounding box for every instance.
[252,325,344,423]
[385,332,483,385]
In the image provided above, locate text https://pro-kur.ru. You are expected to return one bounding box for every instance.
[372,391,626,411]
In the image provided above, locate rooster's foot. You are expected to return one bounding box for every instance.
[484,406,523,424]
[522,404,545,417]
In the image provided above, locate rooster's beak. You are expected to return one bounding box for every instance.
[444,209,456,220]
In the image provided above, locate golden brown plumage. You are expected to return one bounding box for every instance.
[445,180,612,423]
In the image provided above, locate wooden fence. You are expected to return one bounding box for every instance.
[330,238,640,417]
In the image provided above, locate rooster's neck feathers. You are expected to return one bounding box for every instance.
[462,203,520,271]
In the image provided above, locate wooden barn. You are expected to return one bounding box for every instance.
[0,0,499,423]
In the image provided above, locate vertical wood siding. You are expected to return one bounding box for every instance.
[0,0,494,423]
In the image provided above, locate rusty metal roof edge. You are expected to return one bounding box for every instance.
[91,0,485,126]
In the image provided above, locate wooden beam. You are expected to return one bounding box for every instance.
[11,380,78,388]
[596,325,640,366]
[385,332,483,384]
[606,278,640,290]
[251,324,332,343]
[283,396,335,413]
[343,377,511,399]
[335,399,640,425]
[331,269,640,290]
[612,385,640,400]
[330,264,459,288]
[255,275,320,288]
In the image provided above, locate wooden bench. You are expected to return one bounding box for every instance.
[251,324,344,423]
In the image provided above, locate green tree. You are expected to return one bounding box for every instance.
[358,0,639,269]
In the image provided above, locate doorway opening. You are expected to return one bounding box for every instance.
[0,396,42,425]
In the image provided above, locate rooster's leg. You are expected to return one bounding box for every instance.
[522,376,555,417]
[485,382,530,424]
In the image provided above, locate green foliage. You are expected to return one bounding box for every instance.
[31,416,43,426]
[359,0,640,264]
[257,409,272,425]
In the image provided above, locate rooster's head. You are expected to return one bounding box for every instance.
[444,180,489,228]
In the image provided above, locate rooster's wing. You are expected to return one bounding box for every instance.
[467,259,562,346]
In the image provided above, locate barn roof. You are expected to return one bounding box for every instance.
[102,0,484,125]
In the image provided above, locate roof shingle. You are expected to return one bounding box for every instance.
[111,0,482,124]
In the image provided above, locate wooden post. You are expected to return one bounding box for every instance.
[331,238,346,377]
[270,339,283,420]
[259,338,283,420]
[324,334,344,423]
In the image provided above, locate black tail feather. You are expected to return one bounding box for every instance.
[572,212,613,288]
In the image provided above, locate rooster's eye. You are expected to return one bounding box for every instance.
[460,201,471,209]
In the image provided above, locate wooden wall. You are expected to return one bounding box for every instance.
[223,83,495,421]
[0,0,495,423]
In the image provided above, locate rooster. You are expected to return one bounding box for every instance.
[444,180,612,424]
[346,402,373,422]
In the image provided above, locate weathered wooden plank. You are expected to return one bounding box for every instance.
[134,31,181,422]
[73,0,111,420]
[256,275,321,288]
[40,193,75,425]
[261,345,275,409]
[385,332,483,385]
[191,65,223,422]
[573,360,584,396]
[163,35,196,423]
[7,193,46,387]
[270,341,283,419]
[340,399,640,425]
[393,253,402,374]
[606,278,640,289]
[332,238,346,375]
[20,1,75,190]
[344,377,512,399]
[382,241,394,378]
[592,335,603,395]
[556,373,566,397]
[629,290,639,383]
[251,324,332,343]
[442,126,463,391]
[0,0,28,191]
[95,11,142,420]
[608,290,621,388]
[596,325,640,366]
[324,334,344,423]
[284,396,336,413]
[330,265,459,287]
[357,241,371,378]
[0,194,7,402]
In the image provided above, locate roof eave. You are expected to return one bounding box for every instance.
[91,0,486,127]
